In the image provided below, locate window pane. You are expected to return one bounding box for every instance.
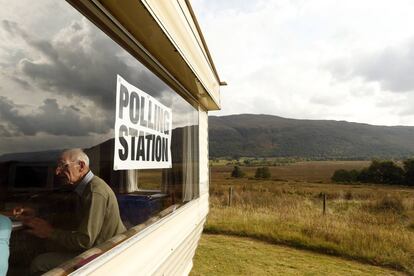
[0,0,199,274]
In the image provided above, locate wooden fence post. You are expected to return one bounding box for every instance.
[209,162,211,188]
[228,186,233,207]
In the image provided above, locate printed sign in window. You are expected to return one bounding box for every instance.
[114,75,172,170]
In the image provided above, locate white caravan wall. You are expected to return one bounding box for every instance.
[199,108,209,196]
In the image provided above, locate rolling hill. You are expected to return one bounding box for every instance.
[208,114,414,159]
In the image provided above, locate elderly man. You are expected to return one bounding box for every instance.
[24,148,126,274]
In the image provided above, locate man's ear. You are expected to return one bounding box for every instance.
[79,160,86,171]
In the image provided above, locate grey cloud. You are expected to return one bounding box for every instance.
[327,39,414,93]
[375,97,402,108]
[356,44,414,92]
[1,19,169,111]
[325,59,352,81]
[0,15,183,139]
[1,20,20,38]
[0,96,111,137]
[3,74,33,90]
[0,124,18,137]
[70,105,80,112]
[0,95,35,135]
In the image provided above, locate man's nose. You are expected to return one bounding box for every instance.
[55,166,62,175]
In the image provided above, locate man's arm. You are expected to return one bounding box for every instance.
[50,192,107,251]
[24,217,53,238]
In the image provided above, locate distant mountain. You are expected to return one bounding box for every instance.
[208,114,414,159]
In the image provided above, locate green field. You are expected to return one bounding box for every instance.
[191,235,404,276]
[192,161,414,275]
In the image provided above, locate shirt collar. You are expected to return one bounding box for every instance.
[74,170,94,196]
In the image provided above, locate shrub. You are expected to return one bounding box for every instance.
[356,168,372,183]
[331,169,359,183]
[332,169,351,182]
[334,160,405,185]
[255,167,262,178]
[366,160,404,184]
[344,191,353,200]
[371,194,405,213]
[231,166,245,178]
[403,159,414,186]
[255,167,271,179]
[349,170,360,181]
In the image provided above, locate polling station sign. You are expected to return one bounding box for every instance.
[114,75,172,170]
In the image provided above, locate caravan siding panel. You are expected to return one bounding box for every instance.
[154,216,205,275]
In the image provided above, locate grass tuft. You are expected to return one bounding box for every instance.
[369,194,405,213]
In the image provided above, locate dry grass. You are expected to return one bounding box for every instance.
[206,162,414,274]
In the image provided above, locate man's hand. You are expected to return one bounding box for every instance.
[23,217,54,239]
[13,206,36,219]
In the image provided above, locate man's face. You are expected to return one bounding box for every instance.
[55,153,83,185]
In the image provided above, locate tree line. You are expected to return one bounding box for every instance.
[332,159,414,186]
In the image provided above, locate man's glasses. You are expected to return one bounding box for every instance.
[56,161,79,170]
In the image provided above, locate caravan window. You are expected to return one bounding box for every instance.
[0,0,199,274]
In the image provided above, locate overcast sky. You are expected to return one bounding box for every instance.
[192,0,414,126]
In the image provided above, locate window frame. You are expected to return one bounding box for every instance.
[1,0,204,274]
